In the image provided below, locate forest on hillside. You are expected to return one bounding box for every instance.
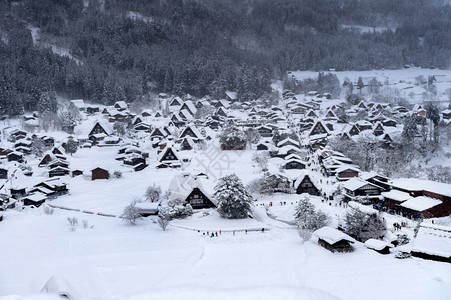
[0,0,450,115]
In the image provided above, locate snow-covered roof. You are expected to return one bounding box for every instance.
[168,172,216,203]
[22,192,47,202]
[399,196,442,212]
[343,178,379,192]
[70,99,85,109]
[347,201,378,215]
[335,165,360,174]
[114,101,128,109]
[412,223,451,258]
[313,226,356,244]
[392,178,451,197]
[381,190,410,202]
[364,239,392,251]
[225,91,238,100]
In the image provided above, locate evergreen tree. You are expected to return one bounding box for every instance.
[31,138,46,158]
[294,196,330,231]
[214,174,253,219]
[37,91,58,114]
[344,206,386,242]
[357,76,364,94]
[425,101,441,143]
[402,114,418,144]
[64,137,78,156]
[219,126,247,150]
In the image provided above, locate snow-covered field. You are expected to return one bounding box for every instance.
[1,204,450,300]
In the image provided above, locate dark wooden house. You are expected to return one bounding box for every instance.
[7,151,24,162]
[373,123,385,136]
[185,187,216,209]
[343,178,383,201]
[295,174,320,195]
[309,121,329,136]
[284,159,306,170]
[364,239,392,255]
[0,167,7,179]
[335,166,360,181]
[314,227,355,253]
[22,193,47,207]
[49,166,70,178]
[256,142,269,151]
[91,167,110,180]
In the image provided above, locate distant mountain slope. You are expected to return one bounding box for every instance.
[0,0,450,115]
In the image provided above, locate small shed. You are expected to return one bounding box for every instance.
[135,202,159,216]
[364,239,392,255]
[22,192,47,207]
[313,227,356,253]
[91,167,109,180]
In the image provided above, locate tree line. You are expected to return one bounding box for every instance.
[1,0,450,115]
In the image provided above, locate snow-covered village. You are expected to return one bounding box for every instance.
[1,67,450,300]
[1,1,451,300]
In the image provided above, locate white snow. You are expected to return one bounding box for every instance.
[399,196,442,212]
[381,190,411,202]
[392,178,451,197]
[412,223,451,258]
[313,226,355,244]
[364,239,391,251]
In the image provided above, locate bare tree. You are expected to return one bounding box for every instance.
[252,151,270,172]
[157,216,170,231]
[145,184,161,202]
[121,202,142,225]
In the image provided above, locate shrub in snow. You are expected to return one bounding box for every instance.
[395,251,411,259]
[252,152,270,172]
[298,229,312,243]
[157,216,170,231]
[219,126,247,150]
[121,202,142,225]
[214,174,253,219]
[43,205,54,215]
[145,184,161,202]
[82,220,93,229]
[294,196,330,231]
[396,233,410,246]
[67,217,78,231]
[158,203,193,220]
[113,170,122,179]
[355,195,372,205]
[344,206,386,242]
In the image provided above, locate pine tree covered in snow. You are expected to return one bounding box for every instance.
[294,196,330,231]
[37,91,58,113]
[64,137,78,156]
[214,174,253,219]
[402,114,418,144]
[344,206,386,242]
[219,126,247,150]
